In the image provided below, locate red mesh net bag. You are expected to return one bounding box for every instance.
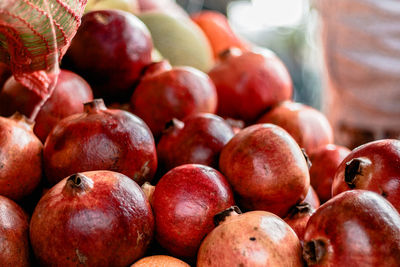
[0,0,87,118]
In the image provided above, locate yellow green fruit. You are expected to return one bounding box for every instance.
[138,12,214,72]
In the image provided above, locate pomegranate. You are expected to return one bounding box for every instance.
[0,196,30,266]
[0,70,93,142]
[130,60,217,139]
[284,202,315,240]
[43,99,157,186]
[257,101,334,154]
[0,113,42,200]
[303,190,400,266]
[131,255,190,267]
[0,62,11,89]
[156,113,234,174]
[219,123,310,217]
[304,186,320,210]
[208,48,292,123]
[331,139,400,212]
[30,170,154,266]
[152,164,234,259]
[309,144,350,203]
[197,207,304,266]
[64,10,153,101]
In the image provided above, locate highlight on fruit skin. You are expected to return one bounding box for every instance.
[131,255,190,267]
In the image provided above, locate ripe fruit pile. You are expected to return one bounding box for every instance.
[1,1,400,266]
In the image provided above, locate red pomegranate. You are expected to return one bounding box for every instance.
[0,70,93,142]
[303,190,400,266]
[303,186,320,210]
[130,60,217,139]
[151,164,234,259]
[284,202,315,240]
[0,113,42,201]
[331,139,400,213]
[43,99,157,186]
[156,113,234,173]
[0,196,30,266]
[64,9,153,101]
[30,170,154,266]
[197,207,304,266]
[257,101,334,154]
[208,48,293,123]
[219,123,310,217]
[309,144,350,203]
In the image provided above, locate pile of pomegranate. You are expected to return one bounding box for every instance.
[1,5,400,267]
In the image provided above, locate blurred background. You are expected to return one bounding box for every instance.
[176,0,322,110]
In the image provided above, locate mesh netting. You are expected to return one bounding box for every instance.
[0,0,87,99]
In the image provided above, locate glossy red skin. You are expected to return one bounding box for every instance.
[157,113,234,173]
[332,139,400,213]
[208,49,292,123]
[258,101,334,154]
[43,100,157,186]
[0,70,93,142]
[130,66,217,139]
[309,144,350,203]
[303,190,400,266]
[219,124,310,217]
[30,170,154,266]
[152,164,234,259]
[304,186,320,210]
[0,196,30,266]
[0,114,43,200]
[197,210,304,267]
[65,10,153,101]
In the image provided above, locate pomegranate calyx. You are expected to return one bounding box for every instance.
[84,99,107,113]
[66,173,93,194]
[213,205,242,226]
[344,157,370,189]
[287,202,312,219]
[303,239,327,265]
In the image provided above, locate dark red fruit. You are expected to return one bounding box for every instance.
[208,48,292,123]
[197,207,304,266]
[64,10,153,101]
[303,190,400,266]
[0,70,93,142]
[219,123,310,217]
[152,164,234,259]
[332,139,400,213]
[309,144,350,203]
[258,101,334,154]
[130,61,217,139]
[0,196,30,266]
[0,113,42,200]
[157,113,234,173]
[43,99,157,186]
[0,62,11,89]
[30,170,154,266]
